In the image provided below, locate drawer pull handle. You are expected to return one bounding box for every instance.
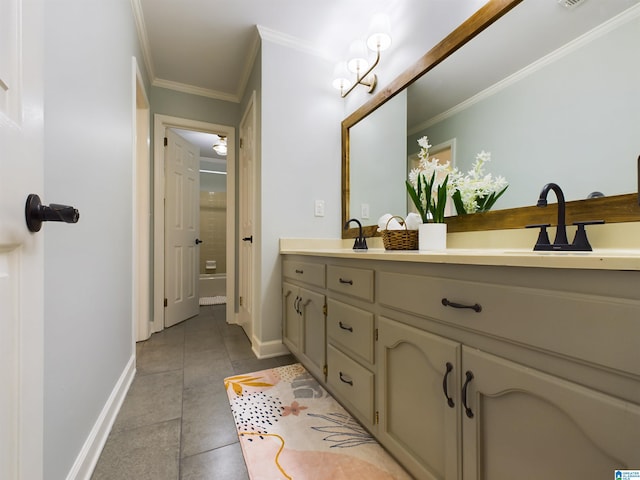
[462,371,475,419]
[338,321,353,332]
[442,298,482,313]
[339,371,353,386]
[295,269,304,274]
[339,278,353,285]
[442,362,455,408]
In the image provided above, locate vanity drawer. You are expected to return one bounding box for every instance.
[282,259,325,288]
[327,265,374,302]
[327,344,374,424]
[327,299,375,364]
[378,271,640,376]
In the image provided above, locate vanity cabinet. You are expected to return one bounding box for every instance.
[282,259,326,381]
[325,264,377,428]
[281,252,640,479]
[377,316,461,480]
[461,347,640,479]
[377,316,640,480]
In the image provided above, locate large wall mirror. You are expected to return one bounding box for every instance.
[342,0,640,239]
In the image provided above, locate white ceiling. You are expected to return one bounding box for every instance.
[132,0,490,102]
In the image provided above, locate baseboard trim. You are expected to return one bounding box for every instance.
[65,355,136,480]
[251,337,290,359]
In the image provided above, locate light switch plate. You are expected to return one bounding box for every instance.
[361,203,370,219]
[314,200,325,217]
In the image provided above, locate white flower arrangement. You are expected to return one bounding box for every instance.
[450,151,508,214]
[406,136,452,223]
[406,136,508,221]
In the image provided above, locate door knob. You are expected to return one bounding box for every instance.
[25,194,79,232]
[242,236,253,243]
[195,238,203,245]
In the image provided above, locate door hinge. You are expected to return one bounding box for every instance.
[323,303,327,316]
[375,328,378,341]
[323,365,328,377]
[164,136,168,146]
[164,298,168,307]
[240,138,243,148]
[239,296,243,306]
[375,411,380,425]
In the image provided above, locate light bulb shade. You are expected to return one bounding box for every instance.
[367,13,392,51]
[347,39,370,73]
[213,137,227,156]
[332,61,353,90]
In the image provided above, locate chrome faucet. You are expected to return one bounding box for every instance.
[345,218,368,250]
[536,182,568,246]
[528,182,604,251]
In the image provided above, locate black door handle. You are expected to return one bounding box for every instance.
[25,194,79,232]
[195,238,203,245]
[242,236,253,243]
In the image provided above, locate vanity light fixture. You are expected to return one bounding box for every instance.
[212,136,227,156]
[332,13,391,98]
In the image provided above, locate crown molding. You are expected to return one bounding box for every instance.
[256,25,331,61]
[129,0,155,81]
[152,78,240,103]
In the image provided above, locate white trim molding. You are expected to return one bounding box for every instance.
[66,357,136,480]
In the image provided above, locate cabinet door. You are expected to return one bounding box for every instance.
[377,316,461,480]
[299,287,326,380]
[282,282,301,354]
[462,347,640,480]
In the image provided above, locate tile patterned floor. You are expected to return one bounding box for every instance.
[91,305,295,480]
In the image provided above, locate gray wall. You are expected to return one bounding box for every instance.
[258,37,344,345]
[43,0,146,478]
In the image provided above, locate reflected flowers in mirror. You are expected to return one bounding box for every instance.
[451,151,508,214]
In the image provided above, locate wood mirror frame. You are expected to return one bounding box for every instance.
[341,0,640,240]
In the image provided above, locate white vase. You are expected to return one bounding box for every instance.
[419,223,447,251]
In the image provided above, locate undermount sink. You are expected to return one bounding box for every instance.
[500,249,593,255]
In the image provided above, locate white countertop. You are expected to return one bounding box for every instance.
[279,237,640,271]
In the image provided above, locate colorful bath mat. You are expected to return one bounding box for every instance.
[224,363,411,480]
[199,295,226,306]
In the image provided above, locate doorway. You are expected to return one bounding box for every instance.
[152,115,236,335]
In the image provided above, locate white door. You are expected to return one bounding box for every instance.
[238,94,256,338]
[164,129,200,327]
[0,0,44,478]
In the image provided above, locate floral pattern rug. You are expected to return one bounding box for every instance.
[224,363,412,480]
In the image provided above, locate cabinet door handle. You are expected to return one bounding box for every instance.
[339,371,353,386]
[339,278,353,285]
[295,269,304,274]
[462,370,475,418]
[294,296,301,314]
[442,298,482,313]
[338,321,353,332]
[442,362,455,408]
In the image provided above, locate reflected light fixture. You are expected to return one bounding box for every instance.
[333,13,391,98]
[213,136,227,156]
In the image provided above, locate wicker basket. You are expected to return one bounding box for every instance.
[381,215,419,250]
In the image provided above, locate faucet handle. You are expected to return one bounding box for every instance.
[526,223,551,250]
[571,220,605,251]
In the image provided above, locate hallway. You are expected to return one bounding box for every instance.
[91,305,295,479]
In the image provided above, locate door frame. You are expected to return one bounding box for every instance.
[152,115,236,334]
[132,57,151,342]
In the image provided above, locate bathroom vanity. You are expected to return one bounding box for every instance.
[280,241,640,479]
